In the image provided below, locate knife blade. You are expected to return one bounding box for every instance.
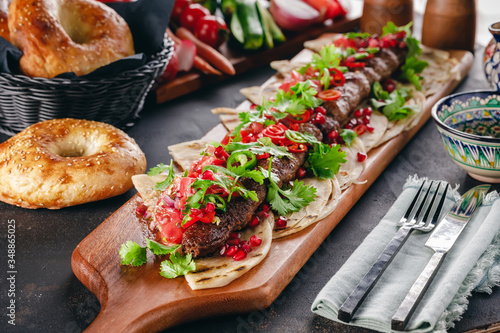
[391,184,491,331]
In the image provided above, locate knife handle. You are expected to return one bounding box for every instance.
[391,251,447,331]
[338,226,413,323]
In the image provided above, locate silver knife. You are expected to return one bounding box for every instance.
[391,184,491,331]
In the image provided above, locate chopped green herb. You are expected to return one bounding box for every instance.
[119,241,147,266]
[340,129,357,147]
[146,239,180,256]
[147,160,176,192]
[160,252,196,279]
[305,143,347,179]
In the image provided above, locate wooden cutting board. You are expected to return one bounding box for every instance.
[155,15,360,104]
[72,48,474,332]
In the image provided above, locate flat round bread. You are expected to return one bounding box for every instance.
[337,137,366,190]
[131,173,167,208]
[185,214,274,290]
[272,176,341,239]
[168,139,208,171]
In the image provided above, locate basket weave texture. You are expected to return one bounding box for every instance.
[0,37,174,136]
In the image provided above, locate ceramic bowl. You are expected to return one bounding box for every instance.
[431,90,500,183]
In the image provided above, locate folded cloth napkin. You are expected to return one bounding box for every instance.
[311,175,500,333]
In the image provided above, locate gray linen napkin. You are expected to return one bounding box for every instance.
[311,176,500,333]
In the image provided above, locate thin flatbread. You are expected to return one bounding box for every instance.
[270,59,309,77]
[131,174,167,208]
[219,114,241,133]
[185,214,274,290]
[337,137,366,190]
[303,35,336,53]
[168,140,207,171]
[240,76,282,106]
[273,177,337,239]
[420,47,460,97]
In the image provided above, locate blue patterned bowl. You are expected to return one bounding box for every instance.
[431,90,500,182]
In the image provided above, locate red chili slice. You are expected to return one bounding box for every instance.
[345,62,366,68]
[318,89,342,101]
[287,143,307,153]
[287,111,310,124]
[329,68,345,87]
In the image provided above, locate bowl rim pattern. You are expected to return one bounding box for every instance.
[431,89,500,144]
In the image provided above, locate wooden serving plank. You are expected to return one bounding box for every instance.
[72,48,473,332]
[155,15,360,104]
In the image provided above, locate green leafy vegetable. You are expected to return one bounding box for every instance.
[119,241,147,266]
[160,252,196,279]
[398,57,429,90]
[147,160,176,192]
[371,82,419,121]
[305,143,347,179]
[340,129,357,147]
[263,158,317,216]
[146,239,180,256]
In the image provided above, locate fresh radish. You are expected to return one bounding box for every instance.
[269,0,321,31]
[159,50,179,82]
[176,39,197,72]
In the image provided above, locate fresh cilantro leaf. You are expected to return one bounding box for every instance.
[266,185,296,216]
[372,81,390,100]
[340,129,357,147]
[147,163,169,176]
[405,36,423,59]
[119,241,147,266]
[384,103,419,121]
[146,239,180,256]
[265,164,317,216]
[159,252,196,279]
[399,57,429,90]
[151,160,176,191]
[306,143,347,179]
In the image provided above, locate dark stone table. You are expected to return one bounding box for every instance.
[1,39,499,333]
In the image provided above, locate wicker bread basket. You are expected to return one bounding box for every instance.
[0,37,174,136]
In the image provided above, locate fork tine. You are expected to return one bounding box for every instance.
[409,180,435,225]
[415,182,449,230]
[399,181,426,225]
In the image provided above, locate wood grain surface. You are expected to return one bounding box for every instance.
[72,47,473,333]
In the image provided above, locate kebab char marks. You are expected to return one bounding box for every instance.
[120,22,455,290]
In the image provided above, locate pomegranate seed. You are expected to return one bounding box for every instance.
[368,39,379,48]
[386,84,395,93]
[275,216,287,229]
[312,113,326,125]
[315,106,327,115]
[328,130,339,140]
[353,109,363,118]
[345,55,355,63]
[399,41,407,49]
[241,241,253,253]
[219,245,229,256]
[357,152,367,162]
[229,232,241,239]
[226,245,238,257]
[363,115,371,124]
[250,103,257,109]
[363,107,372,116]
[349,118,358,127]
[344,123,353,129]
[250,235,262,247]
[232,249,247,261]
[296,167,306,179]
[262,204,270,213]
[249,215,260,228]
[227,238,240,246]
[366,124,375,132]
[136,203,148,217]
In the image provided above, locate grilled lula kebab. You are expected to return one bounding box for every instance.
[181,26,423,258]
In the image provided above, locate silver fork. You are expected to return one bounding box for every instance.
[337,180,449,323]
